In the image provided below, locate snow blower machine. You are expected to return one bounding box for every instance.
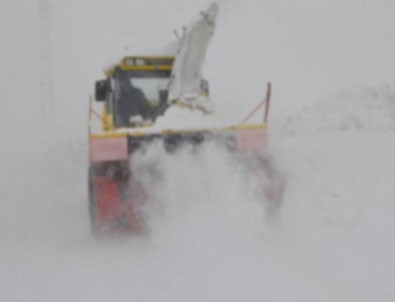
[88,3,284,233]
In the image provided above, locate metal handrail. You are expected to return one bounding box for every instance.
[239,82,272,125]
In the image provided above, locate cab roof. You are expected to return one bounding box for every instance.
[105,56,174,76]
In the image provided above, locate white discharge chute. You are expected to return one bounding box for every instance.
[168,2,219,111]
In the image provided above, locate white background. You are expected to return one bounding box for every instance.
[0,1,394,301]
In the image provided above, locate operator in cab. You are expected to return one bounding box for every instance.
[116,69,152,127]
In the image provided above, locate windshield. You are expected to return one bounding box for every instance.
[111,69,171,127]
[113,70,170,105]
[131,78,169,106]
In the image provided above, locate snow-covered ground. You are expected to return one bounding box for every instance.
[1,1,395,301]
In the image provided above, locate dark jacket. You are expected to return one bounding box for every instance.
[117,80,151,126]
